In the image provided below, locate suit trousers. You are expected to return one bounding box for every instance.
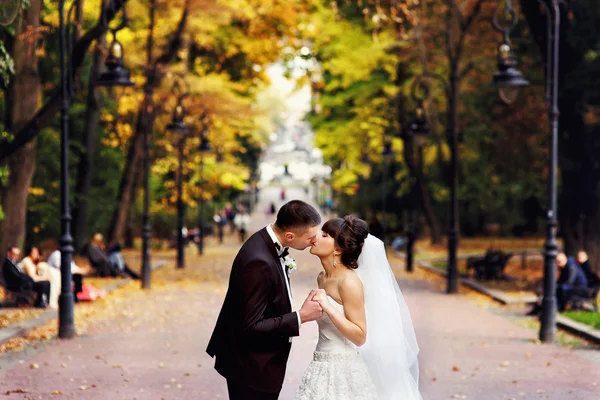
[226,380,280,400]
[32,280,51,306]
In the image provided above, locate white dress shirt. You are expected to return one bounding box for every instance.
[47,250,84,274]
[266,224,302,333]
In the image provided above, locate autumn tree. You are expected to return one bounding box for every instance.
[0,0,129,254]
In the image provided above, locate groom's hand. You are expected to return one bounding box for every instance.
[299,289,323,323]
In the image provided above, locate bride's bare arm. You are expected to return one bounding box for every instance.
[315,274,367,346]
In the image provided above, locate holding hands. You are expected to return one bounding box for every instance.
[311,289,330,313]
[299,289,326,323]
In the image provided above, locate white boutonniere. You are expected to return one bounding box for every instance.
[283,255,297,273]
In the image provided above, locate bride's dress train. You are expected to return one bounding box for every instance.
[295,296,378,400]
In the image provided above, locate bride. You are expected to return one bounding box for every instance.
[296,215,421,400]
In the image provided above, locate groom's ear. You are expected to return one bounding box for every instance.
[284,231,295,243]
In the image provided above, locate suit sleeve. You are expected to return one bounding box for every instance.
[239,260,300,339]
[3,260,33,289]
[565,264,577,286]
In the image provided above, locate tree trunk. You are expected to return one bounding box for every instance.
[0,0,43,253]
[125,149,143,248]
[394,57,443,245]
[72,33,107,252]
[106,0,189,244]
[414,146,443,244]
[106,110,147,244]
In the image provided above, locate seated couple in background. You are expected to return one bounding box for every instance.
[528,250,599,314]
[3,243,89,308]
[3,245,51,308]
[556,251,600,311]
[84,233,140,280]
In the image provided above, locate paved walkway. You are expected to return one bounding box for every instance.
[1,187,599,399]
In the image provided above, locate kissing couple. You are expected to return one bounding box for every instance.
[207,200,421,399]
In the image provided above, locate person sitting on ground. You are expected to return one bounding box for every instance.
[106,239,140,280]
[83,233,117,277]
[2,245,50,308]
[19,245,60,308]
[576,250,600,288]
[556,252,589,311]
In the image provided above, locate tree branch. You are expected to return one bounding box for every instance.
[459,61,475,80]
[444,0,465,26]
[462,0,487,33]
[0,0,129,161]
[149,0,190,86]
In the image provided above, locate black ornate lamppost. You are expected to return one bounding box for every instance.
[167,86,189,269]
[58,1,133,338]
[139,91,153,289]
[405,78,432,273]
[196,118,212,256]
[491,0,560,343]
[381,137,395,244]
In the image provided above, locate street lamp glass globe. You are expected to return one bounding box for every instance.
[174,105,184,121]
[498,43,511,64]
[499,86,519,105]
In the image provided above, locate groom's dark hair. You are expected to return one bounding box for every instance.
[275,200,321,231]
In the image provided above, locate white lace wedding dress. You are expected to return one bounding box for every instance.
[295,296,379,400]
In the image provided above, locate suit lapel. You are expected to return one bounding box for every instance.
[259,228,280,262]
[9,258,21,274]
[258,228,291,308]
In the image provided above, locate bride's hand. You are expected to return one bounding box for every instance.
[312,289,330,312]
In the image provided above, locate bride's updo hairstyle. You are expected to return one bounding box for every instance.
[322,215,369,269]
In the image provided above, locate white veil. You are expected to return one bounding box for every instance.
[355,234,422,400]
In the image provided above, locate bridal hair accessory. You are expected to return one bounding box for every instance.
[283,255,297,273]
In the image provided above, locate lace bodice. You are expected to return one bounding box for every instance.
[315,296,357,354]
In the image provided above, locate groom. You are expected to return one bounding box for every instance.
[207,200,324,400]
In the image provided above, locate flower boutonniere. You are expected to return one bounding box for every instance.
[283,255,297,273]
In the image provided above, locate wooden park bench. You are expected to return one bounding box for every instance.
[466,250,513,281]
[0,282,36,308]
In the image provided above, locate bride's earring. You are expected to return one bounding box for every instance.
[333,253,337,267]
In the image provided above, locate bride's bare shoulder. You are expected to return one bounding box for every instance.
[339,270,364,296]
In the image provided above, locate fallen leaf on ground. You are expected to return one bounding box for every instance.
[5,389,29,394]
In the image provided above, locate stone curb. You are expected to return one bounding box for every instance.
[397,253,600,345]
[0,260,168,346]
[556,315,600,345]
[407,247,543,264]
[396,249,541,305]
[404,257,538,305]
